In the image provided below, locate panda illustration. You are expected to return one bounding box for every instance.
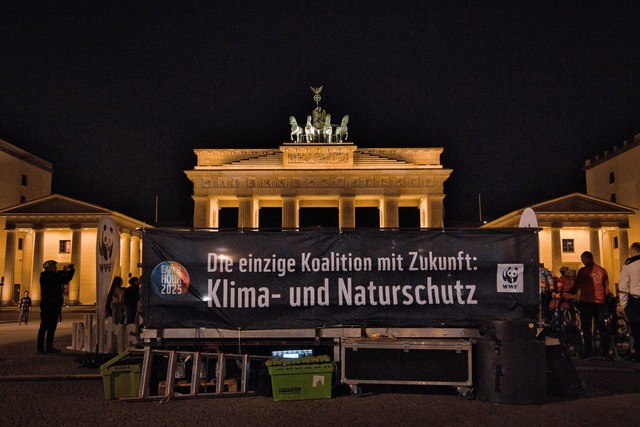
[502,266,519,284]
[99,224,115,261]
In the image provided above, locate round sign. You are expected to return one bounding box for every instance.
[150,261,190,300]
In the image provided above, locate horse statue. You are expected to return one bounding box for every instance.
[322,115,332,143]
[305,116,314,142]
[289,116,303,142]
[335,115,349,142]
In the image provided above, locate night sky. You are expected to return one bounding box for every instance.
[1,1,640,226]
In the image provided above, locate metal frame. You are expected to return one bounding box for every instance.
[140,326,479,342]
[122,347,269,402]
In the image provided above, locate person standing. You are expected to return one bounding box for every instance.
[18,290,32,324]
[105,276,125,325]
[124,276,140,326]
[549,266,574,310]
[569,251,611,359]
[105,276,126,352]
[37,261,74,354]
[618,242,640,362]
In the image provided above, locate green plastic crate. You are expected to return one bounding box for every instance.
[99,351,142,400]
[267,361,333,401]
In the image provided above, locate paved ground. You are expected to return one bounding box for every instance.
[1,315,640,426]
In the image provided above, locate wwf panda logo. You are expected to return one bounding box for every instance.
[501,266,520,284]
[98,224,115,261]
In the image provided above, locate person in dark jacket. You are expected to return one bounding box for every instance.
[124,276,140,325]
[37,260,74,354]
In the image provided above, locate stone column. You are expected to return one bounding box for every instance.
[120,232,131,280]
[601,231,615,287]
[209,198,219,228]
[282,196,299,230]
[589,223,601,265]
[193,196,208,228]
[68,226,83,305]
[419,197,429,228]
[130,235,142,276]
[418,195,445,228]
[379,197,399,228]
[20,231,34,295]
[619,228,630,262]
[31,228,44,303]
[339,196,356,229]
[550,225,562,273]
[1,228,17,306]
[238,197,257,229]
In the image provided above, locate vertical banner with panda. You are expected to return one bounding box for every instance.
[96,215,120,353]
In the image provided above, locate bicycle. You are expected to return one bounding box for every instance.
[546,297,585,358]
[593,295,632,360]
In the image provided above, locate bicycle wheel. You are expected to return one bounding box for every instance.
[562,310,585,358]
[614,316,631,359]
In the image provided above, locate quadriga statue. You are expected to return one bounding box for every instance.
[335,115,349,142]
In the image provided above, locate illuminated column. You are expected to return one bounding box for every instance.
[253,198,260,229]
[589,224,601,265]
[1,228,17,306]
[282,196,299,229]
[20,231,34,295]
[68,226,82,305]
[31,228,44,303]
[424,195,444,228]
[130,235,142,277]
[194,196,221,228]
[379,197,399,228]
[550,225,562,273]
[602,231,614,287]
[339,196,355,229]
[120,232,131,281]
[619,228,630,262]
[193,196,208,228]
[209,198,219,228]
[419,197,429,228]
[238,197,257,229]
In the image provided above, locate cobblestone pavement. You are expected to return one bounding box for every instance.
[1,330,640,427]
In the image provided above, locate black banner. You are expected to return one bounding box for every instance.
[142,228,539,330]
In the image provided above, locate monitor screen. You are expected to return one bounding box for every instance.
[271,349,313,359]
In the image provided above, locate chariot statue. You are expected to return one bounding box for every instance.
[287,86,351,143]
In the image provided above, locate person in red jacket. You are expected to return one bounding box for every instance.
[569,251,611,359]
[549,266,574,310]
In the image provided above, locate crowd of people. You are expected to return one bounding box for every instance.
[105,274,141,327]
[542,245,640,363]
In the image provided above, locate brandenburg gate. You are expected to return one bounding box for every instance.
[185,88,452,229]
